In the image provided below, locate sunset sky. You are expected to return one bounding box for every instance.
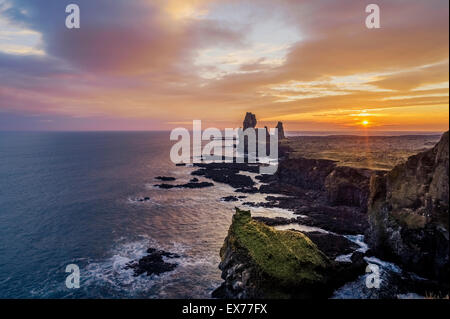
[0,0,448,132]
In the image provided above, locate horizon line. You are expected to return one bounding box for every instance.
[0,129,446,137]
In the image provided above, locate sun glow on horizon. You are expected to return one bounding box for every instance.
[0,0,448,131]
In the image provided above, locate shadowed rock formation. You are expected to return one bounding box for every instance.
[367,131,449,283]
[276,122,286,140]
[212,208,366,299]
[243,112,257,130]
[325,166,374,212]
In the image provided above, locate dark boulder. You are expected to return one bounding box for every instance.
[125,248,180,277]
[155,182,214,189]
[222,196,239,202]
[155,176,176,181]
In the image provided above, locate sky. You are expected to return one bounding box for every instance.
[0,0,448,132]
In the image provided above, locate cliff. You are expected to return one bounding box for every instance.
[274,157,372,211]
[325,166,373,212]
[366,131,449,282]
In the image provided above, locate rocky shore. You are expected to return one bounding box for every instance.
[159,112,448,298]
[205,115,448,298]
[212,208,366,299]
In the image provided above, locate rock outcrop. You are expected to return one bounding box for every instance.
[213,208,366,299]
[213,208,329,298]
[275,157,337,190]
[191,162,257,190]
[155,181,214,189]
[125,248,180,277]
[243,112,257,130]
[324,166,374,211]
[155,176,176,181]
[276,122,286,140]
[266,157,374,211]
[366,131,449,283]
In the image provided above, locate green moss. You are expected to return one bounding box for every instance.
[226,208,328,286]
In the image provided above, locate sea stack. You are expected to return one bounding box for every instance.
[243,112,257,130]
[276,122,286,139]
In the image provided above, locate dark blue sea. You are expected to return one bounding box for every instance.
[0,131,246,298]
[1,131,434,299]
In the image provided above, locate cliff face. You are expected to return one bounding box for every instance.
[275,157,372,210]
[367,131,449,282]
[276,157,337,190]
[324,166,373,212]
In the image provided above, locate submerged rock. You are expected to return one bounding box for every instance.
[125,248,180,277]
[191,162,257,189]
[155,182,214,189]
[367,131,449,284]
[234,187,259,194]
[155,176,176,181]
[221,196,239,202]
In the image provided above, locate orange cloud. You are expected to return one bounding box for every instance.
[0,0,448,132]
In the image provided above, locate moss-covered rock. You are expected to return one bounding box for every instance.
[228,208,327,282]
[214,208,335,298]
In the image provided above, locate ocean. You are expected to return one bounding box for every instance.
[0,131,441,298]
[0,131,245,298]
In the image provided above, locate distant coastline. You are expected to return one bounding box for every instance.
[285,130,445,137]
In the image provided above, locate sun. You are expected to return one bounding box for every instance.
[362,120,369,126]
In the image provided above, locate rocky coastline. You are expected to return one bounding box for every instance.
[204,114,448,299]
[367,131,449,283]
[157,112,448,298]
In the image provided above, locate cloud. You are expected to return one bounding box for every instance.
[1,0,241,74]
[371,62,449,91]
[0,0,448,131]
